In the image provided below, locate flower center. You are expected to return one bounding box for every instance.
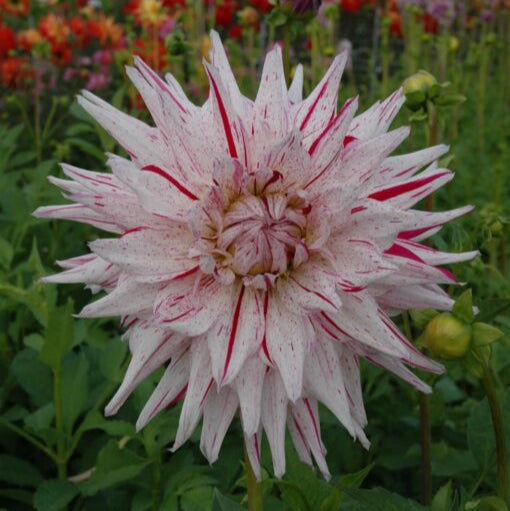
[218,193,308,277]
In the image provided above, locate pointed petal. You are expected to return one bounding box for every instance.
[261,369,288,478]
[234,356,266,436]
[200,387,238,463]
[290,398,330,479]
[136,346,190,429]
[208,286,265,386]
[244,430,263,480]
[105,326,186,416]
[78,278,160,318]
[288,64,303,103]
[294,53,347,140]
[172,340,214,451]
[265,296,307,401]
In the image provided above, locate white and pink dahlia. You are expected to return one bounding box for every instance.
[35,32,476,478]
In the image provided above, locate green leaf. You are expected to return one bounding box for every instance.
[0,236,13,270]
[182,486,215,511]
[321,464,374,511]
[34,479,78,511]
[67,137,106,162]
[40,300,74,369]
[0,284,47,326]
[10,349,52,406]
[78,440,150,496]
[435,93,466,106]
[452,289,474,324]
[467,391,510,472]
[61,352,89,434]
[431,481,453,511]
[78,409,135,437]
[0,488,34,505]
[0,455,43,487]
[275,447,329,511]
[478,299,510,322]
[24,402,55,431]
[211,489,246,511]
[23,333,45,352]
[341,487,427,511]
[465,496,509,511]
[267,8,287,27]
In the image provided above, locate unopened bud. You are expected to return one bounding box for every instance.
[403,70,439,106]
[449,36,459,52]
[238,7,259,26]
[424,313,471,360]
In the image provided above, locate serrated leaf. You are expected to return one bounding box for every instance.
[34,479,79,511]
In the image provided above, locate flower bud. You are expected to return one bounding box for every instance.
[424,313,471,360]
[403,70,439,106]
[238,6,259,26]
[449,36,459,52]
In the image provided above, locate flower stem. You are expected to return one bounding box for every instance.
[53,366,67,480]
[419,392,432,505]
[481,362,508,501]
[425,100,438,212]
[402,312,432,505]
[244,447,263,511]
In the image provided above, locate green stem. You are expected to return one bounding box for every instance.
[380,15,390,98]
[419,392,432,505]
[282,24,291,81]
[425,101,438,212]
[245,447,263,511]
[0,417,56,461]
[402,312,432,505]
[34,87,42,164]
[151,451,162,511]
[481,362,508,501]
[53,366,67,479]
[41,98,58,148]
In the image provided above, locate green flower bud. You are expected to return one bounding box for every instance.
[403,70,439,107]
[489,220,503,237]
[424,313,471,360]
[449,36,459,53]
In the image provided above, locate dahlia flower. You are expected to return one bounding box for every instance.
[35,32,476,479]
